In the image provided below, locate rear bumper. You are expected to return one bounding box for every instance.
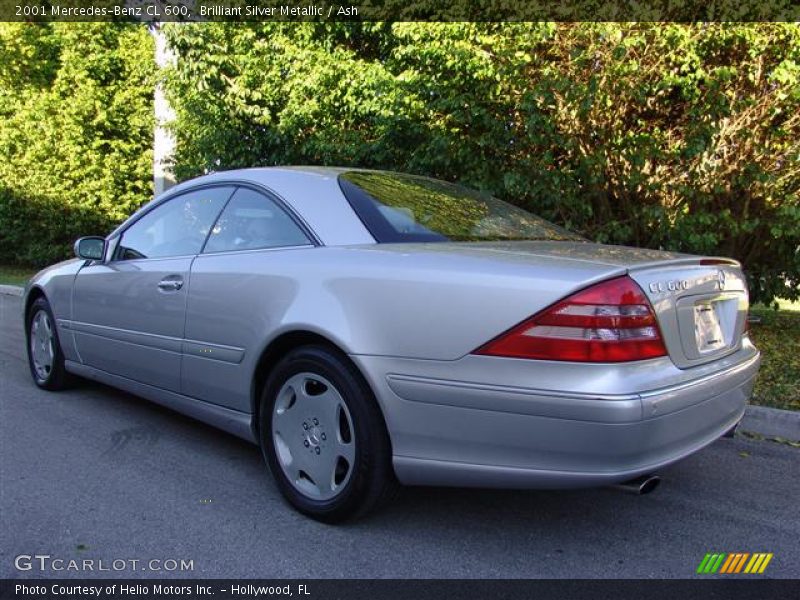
[353,344,760,488]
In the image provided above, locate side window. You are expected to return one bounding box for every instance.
[117,187,233,260]
[203,187,312,253]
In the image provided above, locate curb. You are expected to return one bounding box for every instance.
[741,405,800,443]
[0,284,23,297]
[0,280,796,441]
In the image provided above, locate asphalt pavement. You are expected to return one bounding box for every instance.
[1,293,798,579]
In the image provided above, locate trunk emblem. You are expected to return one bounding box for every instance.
[718,270,726,291]
[649,279,689,294]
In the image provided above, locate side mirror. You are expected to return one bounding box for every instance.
[74,237,106,261]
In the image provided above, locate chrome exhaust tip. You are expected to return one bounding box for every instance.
[611,474,661,495]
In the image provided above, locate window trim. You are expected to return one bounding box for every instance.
[111,180,322,263]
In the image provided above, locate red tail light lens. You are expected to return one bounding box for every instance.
[474,276,667,362]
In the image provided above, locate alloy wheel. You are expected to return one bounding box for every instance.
[271,372,356,501]
[30,310,55,381]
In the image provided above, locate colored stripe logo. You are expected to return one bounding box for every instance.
[697,553,773,574]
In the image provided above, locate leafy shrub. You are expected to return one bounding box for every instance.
[0,23,154,266]
[163,22,799,304]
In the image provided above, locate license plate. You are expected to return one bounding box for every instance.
[694,302,726,353]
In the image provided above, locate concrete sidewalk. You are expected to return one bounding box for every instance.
[0,283,23,297]
[740,405,799,443]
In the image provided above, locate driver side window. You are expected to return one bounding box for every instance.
[117,187,234,260]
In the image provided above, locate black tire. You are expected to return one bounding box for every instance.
[26,296,74,391]
[259,345,397,523]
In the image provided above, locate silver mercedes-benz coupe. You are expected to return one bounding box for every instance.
[24,167,760,521]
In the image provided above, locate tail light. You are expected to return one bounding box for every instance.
[474,276,667,362]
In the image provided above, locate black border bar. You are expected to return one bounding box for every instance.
[2,579,800,600]
[3,1,800,22]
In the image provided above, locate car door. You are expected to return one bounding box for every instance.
[72,186,235,392]
[182,185,315,410]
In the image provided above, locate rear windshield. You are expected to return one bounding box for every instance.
[338,171,583,243]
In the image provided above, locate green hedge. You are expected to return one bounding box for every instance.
[1,23,797,306]
[163,22,800,305]
[0,23,154,266]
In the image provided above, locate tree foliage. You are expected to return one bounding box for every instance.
[0,22,154,266]
[163,22,800,304]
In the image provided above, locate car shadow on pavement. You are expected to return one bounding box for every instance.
[68,376,666,524]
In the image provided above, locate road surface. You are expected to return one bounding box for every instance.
[1,293,798,579]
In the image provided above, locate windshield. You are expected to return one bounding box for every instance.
[338,171,583,243]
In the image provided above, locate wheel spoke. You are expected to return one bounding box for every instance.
[324,399,355,462]
[334,428,356,465]
[272,379,306,474]
[283,441,310,484]
[316,387,343,425]
[31,340,40,368]
[305,449,337,495]
[273,397,303,435]
[30,326,39,356]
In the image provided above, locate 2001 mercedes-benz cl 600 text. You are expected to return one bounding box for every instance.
[24,167,760,521]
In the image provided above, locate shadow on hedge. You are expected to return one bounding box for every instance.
[0,185,112,268]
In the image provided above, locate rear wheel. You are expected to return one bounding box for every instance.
[259,345,396,522]
[26,296,73,391]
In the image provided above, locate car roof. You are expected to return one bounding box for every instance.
[162,165,423,192]
[163,166,345,192]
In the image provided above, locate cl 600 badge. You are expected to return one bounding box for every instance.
[649,280,690,293]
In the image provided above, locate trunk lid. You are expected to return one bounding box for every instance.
[379,241,750,368]
[627,261,749,369]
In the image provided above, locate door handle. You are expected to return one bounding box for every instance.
[157,278,183,291]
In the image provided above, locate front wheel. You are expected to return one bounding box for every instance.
[259,345,396,522]
[26,296,73,391]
